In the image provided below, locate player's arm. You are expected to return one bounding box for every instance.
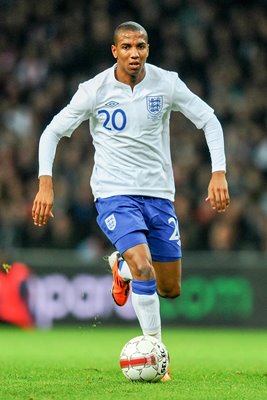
[32,82,92,227]
[32,127,60,226]
[203,116,230,212]
[171,74,230,212]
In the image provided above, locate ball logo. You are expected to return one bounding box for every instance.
[105,214,116,231]
[160,347,168,374]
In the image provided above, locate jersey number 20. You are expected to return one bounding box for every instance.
[98,109,127,131]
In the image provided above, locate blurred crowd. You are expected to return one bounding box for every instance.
[0,0,267,258]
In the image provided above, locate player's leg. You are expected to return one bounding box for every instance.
[144,197,182,298]
[144,198,182,382]
[96,196,162,340]
[121,243,161,341]
[109,241,162,341]
[152,259,182,299]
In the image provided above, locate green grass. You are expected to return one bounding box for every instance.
[0,326,266,400]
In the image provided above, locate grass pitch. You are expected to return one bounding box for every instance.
[0,326,266,400]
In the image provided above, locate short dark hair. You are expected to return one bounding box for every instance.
[113,21,148,44]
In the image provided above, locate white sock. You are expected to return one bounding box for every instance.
[118,260,133,281]
[131,292,162,342]
[117,261,162,342]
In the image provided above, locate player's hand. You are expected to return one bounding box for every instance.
[32,176,54,226]
[205,171,230,213]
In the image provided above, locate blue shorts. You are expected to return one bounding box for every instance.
[95,195,182,262]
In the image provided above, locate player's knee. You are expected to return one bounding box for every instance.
[133,263,155,280]
[158,283,181,299]
[124,249,155,280]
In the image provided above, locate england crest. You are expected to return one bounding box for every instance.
[146,95,163,115]
[105,214,116,231]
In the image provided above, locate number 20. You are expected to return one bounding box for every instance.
[98,109,127,131]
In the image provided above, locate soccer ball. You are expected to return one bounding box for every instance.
[119,335,169,382]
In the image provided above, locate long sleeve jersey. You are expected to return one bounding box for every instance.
[39,63,226,201]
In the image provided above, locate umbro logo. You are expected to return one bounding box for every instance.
[105,101,119,108]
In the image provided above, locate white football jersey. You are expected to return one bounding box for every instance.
[39,63,215,200]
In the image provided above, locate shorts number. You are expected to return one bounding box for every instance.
[168,217,181,244]
[98,109,127,131]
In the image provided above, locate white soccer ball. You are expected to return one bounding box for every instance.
[119,335,169,382]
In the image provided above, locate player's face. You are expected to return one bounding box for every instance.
[112,30,149,85]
